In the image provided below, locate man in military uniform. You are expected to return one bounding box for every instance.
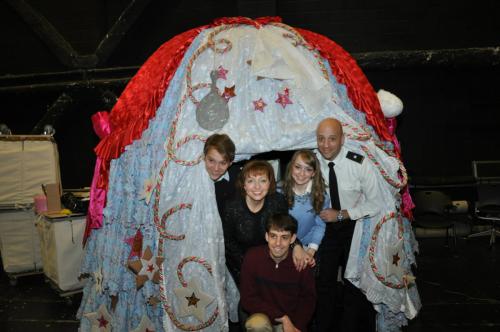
[314,118,379,332]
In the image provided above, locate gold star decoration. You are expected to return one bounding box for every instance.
[84,303,113,332]
[128,246,164,289]
[386,239,405,280]
[130,314,156,332]
[173,277,215,322]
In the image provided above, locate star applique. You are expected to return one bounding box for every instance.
[174,277,215,322]
[130,314,156,332]
[124,229,143,259]
[93,267,103,294]
[217,65,228,80]
[128,246,164,289]
[147,296,161,307]
[403,274,416,288]
[386,239,405,280]
[186,292,200,307]
[139,178,154,204]
[98,316,109,328]
[392,252,401,266]
[275,88,293,109]
[84,303,113,332]
[222,85,236,101]
[253,98,267,112]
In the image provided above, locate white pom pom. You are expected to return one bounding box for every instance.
[377,89,403,118]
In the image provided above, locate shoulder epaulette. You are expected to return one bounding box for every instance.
[346,151,364,164]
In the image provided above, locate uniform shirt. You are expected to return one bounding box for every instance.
[315,146,380,221]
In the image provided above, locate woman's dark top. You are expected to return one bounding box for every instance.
[222,192,288,284]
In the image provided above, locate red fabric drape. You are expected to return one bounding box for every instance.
[297,28,414,218]
[296,28,395,154]
[94,26,208,182]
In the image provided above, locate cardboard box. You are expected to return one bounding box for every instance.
[44,183,62,213]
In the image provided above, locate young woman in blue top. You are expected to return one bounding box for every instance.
[283,150,330,259]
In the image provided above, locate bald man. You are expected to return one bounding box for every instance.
[314,118,379,332]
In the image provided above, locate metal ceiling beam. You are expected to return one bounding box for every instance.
[6,0,153,68]
[0,47,498,93]
[94,0,153,65]
[5,0,97,68]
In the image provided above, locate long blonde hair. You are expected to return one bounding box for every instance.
[283,150,325,214]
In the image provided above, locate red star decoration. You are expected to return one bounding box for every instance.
[217,65,228,80]
[222,85,236,100]
[186,292,200,307]
[128,246,164,289]
[98,315,109,328]
[124,229,143,259]
[147,264,155,272]
[253,98,267,112]
[275,88,293,109]
[392,253,401,266]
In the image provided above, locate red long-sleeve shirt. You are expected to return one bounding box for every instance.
[240,245,316,331]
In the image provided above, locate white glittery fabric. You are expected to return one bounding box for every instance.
[79,23,419,332]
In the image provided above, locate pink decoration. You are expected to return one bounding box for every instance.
[386,117,415,219]
[217,65,228,80]
[83,111,112,244]
[275,88,293,108]
[125,229,143,259]
[386,118,401,153]
[252,98,267,112]
[34,194,48,213]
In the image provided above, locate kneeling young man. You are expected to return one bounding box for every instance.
[240,214,316,332]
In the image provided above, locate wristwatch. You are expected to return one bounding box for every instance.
[336,210,344,222]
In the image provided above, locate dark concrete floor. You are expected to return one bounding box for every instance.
[405,236,500,332]
[1,236,499,331]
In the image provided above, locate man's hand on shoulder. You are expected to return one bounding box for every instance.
[319,208,337,223]
[275,315,301,332]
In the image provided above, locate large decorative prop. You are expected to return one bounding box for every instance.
[79,16,420,332]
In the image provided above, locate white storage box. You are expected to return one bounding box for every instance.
[0,135,61,208]
[0,209,43,273]
[36,214,87,291]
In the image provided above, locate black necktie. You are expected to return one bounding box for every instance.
[328,162,341,210]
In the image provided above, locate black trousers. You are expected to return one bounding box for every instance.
[315,222,375,332]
